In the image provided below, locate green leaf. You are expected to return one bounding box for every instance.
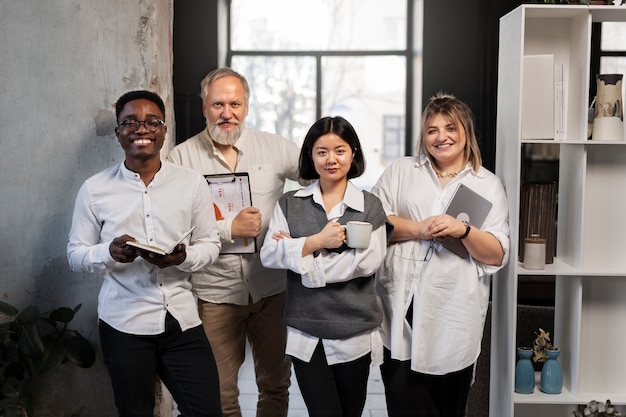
[0,397,15,409]
[15,306,39,327]
[17,324,44,357]
[0,400,30,417]
[27,342,65,376]
[0,321,15,340]
[0,376,22,398]
[64,336,96,368]
[49,307,75,324]
[0,401,26,417]
[0,300,19,316]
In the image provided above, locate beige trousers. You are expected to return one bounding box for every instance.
[198,292,291,417]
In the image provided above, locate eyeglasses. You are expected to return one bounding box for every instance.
[118,118,165,133]
[423,240,435,262]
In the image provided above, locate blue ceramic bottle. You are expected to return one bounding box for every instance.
[514,347,535,394]
[540,348,563,394]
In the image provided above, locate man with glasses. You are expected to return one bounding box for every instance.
[68,90,223,416]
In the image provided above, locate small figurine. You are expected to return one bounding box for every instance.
[572,399,624,417]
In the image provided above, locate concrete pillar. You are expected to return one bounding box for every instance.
[0,1,175,415]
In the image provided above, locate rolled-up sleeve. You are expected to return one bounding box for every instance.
[477,183,510,276]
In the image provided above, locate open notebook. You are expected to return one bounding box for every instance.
[440,183,493,258]
[126,226,197,256]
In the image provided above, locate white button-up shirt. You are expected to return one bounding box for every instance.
[372,156,509,374]
[167,127,303,304]
[260,181,387,365]
[67,161,221,335]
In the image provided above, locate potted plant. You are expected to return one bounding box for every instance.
[0,301,96,417]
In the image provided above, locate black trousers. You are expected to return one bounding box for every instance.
[380,348,473,417]
[99,312,222,417]
[291,341,371,417]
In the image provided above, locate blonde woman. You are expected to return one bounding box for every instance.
[372,93,510,417]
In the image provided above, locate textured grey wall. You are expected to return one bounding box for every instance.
[0,1,174,414]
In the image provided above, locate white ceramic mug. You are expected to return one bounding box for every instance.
[345,221,373,249]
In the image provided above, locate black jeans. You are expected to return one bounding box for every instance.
[380,348,473,417]
[99,312,222,417]
[291,341,371,417]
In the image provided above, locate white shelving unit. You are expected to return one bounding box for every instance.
[493,5,626,417]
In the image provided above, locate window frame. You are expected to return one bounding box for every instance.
[590,21,626,103]
[219,0,422,158]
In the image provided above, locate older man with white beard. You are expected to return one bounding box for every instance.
[167,68,303,417]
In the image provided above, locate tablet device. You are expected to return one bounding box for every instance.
[440,183,493,258]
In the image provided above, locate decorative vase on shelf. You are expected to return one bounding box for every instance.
[515,347,535,394]
[540,348,563,394]
[592,74,624,141]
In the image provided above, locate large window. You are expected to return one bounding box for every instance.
[599,22,626,75]
[222,0,422,189]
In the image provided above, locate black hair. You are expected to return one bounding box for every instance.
[299,116,366,180]
[115,90,166,122]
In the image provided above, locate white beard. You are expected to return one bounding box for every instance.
[208,122,244,146]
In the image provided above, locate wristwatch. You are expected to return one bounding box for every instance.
[460,221,471,239]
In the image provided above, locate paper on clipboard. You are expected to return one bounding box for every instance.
[205,173,256,254]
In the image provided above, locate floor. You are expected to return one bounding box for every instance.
[174,342,390,416]
[171,340,493,416]
[237,347,389,417]
[168,340,387,417]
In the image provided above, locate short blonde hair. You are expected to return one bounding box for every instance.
[418,92,482,172]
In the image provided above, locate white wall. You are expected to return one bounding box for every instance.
[0,0,174,414]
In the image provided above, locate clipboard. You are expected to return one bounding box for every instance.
[440,183,493,258]
[205,173,257,254]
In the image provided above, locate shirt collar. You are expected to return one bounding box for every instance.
[120,160,166,183]
[294,180,365,212]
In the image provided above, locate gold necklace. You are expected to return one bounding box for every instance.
[435,168,463,179]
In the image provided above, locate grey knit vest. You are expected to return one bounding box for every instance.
[278,189,392,339]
